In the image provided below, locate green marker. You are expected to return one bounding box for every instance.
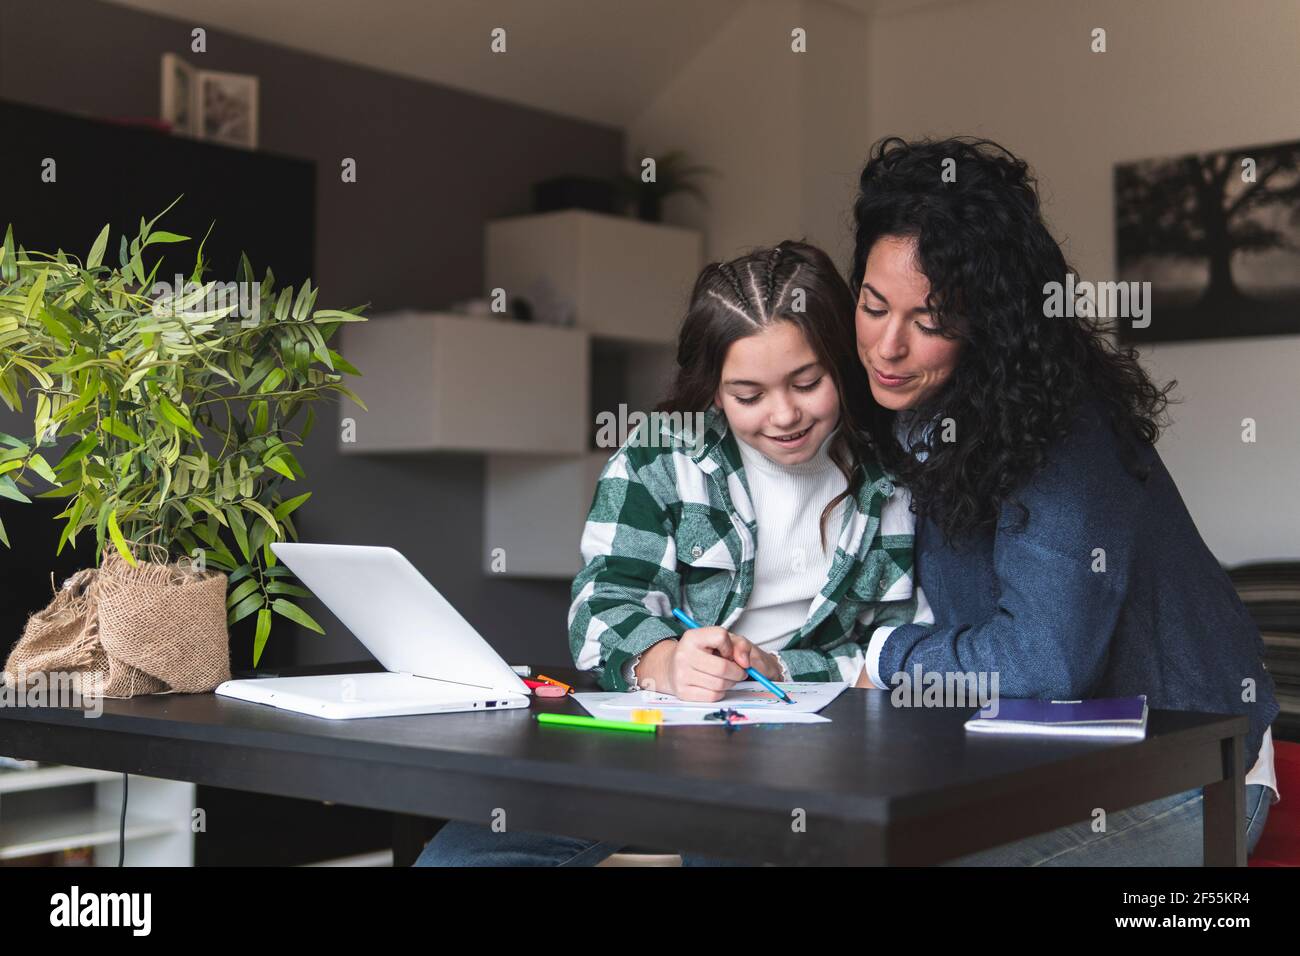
[536,713,657,734]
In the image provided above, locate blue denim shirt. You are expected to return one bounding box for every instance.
[879,398,1278,770]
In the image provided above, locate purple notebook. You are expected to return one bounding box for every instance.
[964,696,1148,739]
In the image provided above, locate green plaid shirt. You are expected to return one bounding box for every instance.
[568,407,928,691]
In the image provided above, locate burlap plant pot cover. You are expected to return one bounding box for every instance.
[3,551,231,698]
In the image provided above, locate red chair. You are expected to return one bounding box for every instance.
[1249,739,1300,866]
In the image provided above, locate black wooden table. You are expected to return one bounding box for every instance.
[0,663,1248,865]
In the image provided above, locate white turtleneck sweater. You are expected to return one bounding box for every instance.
[729,427,847,654]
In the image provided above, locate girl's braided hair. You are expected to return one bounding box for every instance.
[658,240,882,549]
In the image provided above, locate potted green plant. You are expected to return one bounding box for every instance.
[0,201,366,674]
[617,149,715,222]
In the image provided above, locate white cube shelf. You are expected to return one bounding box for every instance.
[484,451,612,578]
[338,312,589,454]
[486,211,702,345]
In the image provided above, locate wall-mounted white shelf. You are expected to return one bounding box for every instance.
[486,210,702,345]
[337,312,589,455]
[331,211,700,578]
[484,337,680,578]
[484,451,611,578]
[478,211,701,578]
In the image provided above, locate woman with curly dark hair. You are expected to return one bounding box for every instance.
[849,136,1279,865]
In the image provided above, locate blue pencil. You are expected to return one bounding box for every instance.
[671,607,795,704]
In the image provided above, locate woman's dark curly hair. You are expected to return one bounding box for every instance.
[850,136,1175,542]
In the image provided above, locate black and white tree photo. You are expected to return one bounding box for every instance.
[1116,139,1300,343]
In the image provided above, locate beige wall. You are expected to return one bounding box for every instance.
[635,0,1298,565]
[868,0,1300,564]
[628,0,870,268]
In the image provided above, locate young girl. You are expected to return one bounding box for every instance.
[414,240,929,867]
[569,239,930,700]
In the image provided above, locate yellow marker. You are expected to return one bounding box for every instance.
[630,709,664,724]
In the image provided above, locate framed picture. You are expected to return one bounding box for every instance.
[196,69,259,149]
[159,52,196,136]
[1116,138,1300,343]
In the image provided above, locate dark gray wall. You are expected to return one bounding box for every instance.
[0,0,622,667]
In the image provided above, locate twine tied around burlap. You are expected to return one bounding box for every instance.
[3,549,231,698]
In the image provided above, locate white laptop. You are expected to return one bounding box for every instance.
[214,543,531,719]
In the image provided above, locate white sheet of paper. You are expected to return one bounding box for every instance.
[597,681,847,713]
[571,691,833,726]
[570,681,846,727]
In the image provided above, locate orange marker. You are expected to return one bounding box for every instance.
[535,674,574,694]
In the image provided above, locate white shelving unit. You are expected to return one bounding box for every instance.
[485,210,701,345]
[484,451,611,578]
[334,209,701,579]
[0,762,195,866]
[482,211,701,578]
[337,312,589,455]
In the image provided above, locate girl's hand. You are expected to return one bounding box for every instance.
[727,635,783,683]
[662,626,748,701]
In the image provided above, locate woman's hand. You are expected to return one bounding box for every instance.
[638,627,748,701]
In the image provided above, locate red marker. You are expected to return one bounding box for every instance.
[523,678,567,698]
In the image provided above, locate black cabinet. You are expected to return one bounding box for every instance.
[0,98,314,288]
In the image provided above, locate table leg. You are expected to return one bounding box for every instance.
[392,814,446,867]
[1202,733,1246,866]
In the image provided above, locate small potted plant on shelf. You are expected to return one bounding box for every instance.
[0,200,367,693]
[617,149,715,223]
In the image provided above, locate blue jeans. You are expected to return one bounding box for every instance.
[945,783,1273,866]
[413,784,1272,866]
